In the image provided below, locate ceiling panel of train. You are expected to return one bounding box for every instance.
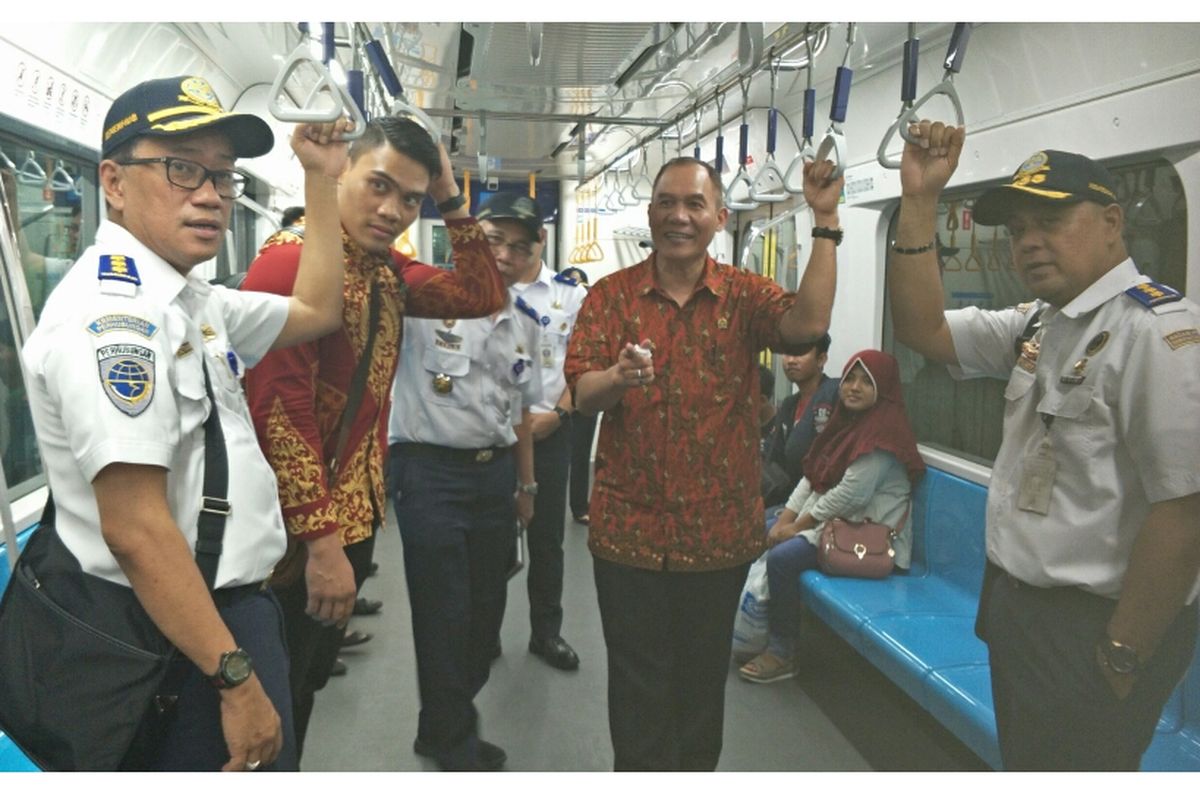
[5,21,934,183]
[167,21,860,182]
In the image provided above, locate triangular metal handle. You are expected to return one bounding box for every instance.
[269,44,344,123]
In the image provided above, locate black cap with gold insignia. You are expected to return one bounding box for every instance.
[102,76,274,159]
[973,150,1119,226]
[477,192,543,239]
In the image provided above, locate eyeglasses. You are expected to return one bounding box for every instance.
[484,232,536,260]
[116,156,249,200]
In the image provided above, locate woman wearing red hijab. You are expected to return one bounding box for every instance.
[739,350,925,683]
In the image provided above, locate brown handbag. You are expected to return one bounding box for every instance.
[816,503,910,579]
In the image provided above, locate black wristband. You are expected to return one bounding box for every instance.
[553,405,570,423]
[812,226,843,245]
[890,239,936,255]
[436,193,468,214]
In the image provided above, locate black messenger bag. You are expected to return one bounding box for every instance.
[0,361,231,770]
[0,507,174,771]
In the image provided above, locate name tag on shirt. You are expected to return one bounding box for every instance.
[1017,438,1056,516]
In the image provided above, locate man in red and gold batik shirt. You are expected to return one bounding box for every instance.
[564,156,843,771]
[242,117,504,760]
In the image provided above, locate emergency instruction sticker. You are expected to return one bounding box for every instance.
[97,343,155,416]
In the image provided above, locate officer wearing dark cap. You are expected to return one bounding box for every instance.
[14,75,350,771]
[478,192,588,671]
[387,192,544,770]
[889,121,1200,770]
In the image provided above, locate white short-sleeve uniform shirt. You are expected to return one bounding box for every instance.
[945,259,1200,600]
[509,264,588,413]
[23,220,290,588]
[389,299,543,449]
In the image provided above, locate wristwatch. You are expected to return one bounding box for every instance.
[1099,638,1141,675]
[436,193,468,214]
[553,405,570,424]
[518,482,539,496]
[207,648,254,689]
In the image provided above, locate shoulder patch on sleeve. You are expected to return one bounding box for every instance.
[1125,281,1182,309]
[98,254,141,286]
[1163,328,1200,351]
[96,343,155,416]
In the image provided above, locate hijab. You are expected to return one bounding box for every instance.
[801,349,925,494]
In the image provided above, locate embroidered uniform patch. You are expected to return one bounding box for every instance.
[1164,328,1200,351]
[97,255,141,286]
[87,314,158,339]
[97,344,155,416]
[1125,282,1181,308]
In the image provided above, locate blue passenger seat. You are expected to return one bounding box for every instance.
[793,466,1200,771]
[0,523,43,771]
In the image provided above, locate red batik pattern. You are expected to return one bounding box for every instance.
[245,217,504,545]
[564,255,798,571]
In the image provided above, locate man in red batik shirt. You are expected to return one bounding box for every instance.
[242,116,504,760]
[565,155,843,771]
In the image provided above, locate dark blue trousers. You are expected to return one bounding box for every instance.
[123,589,297,771]
[979,562,1199,770]
[528,421,571,640]
[764,535,819,653]
[389,446,516,760]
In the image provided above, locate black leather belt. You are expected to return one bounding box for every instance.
[211,581,268,607]
[389,442,511,464]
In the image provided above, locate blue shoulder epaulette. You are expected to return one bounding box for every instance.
[1125,281,1182,308]
[98,254,141,286]
[553,271,579,287]
[515,295,543,324]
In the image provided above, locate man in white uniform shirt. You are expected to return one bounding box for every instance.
[388,231,543,770]
[889,121,1200,770]
[6,75,349,771]
[477,192,588,671]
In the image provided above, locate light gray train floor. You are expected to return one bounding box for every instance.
[302,507,989,773]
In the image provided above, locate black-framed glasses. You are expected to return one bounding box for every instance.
[116,156,249,200]
[484,232,536,260]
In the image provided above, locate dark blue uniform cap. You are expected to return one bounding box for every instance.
[101,75,274,159]
[973,150,1119,226]
[477,192,543,239]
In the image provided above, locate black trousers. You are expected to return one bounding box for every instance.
[390,446,515,760]
[569,411,596,519]
[274,535,376,760]
[528,421,571,640]
[979,561,1199,770]
[593,556,750,771]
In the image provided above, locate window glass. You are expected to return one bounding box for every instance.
[430,223,453,268]
[882,157,1187,466]
[0,137,94,321]
[0,135,97,499]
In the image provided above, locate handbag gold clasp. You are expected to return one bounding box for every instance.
[853,543,867,560]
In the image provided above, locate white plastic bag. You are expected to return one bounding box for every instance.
[731,553,770,662]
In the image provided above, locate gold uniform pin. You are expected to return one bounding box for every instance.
[432,373,453,394]
[200,324,217,342]
[1085,331,1110,356]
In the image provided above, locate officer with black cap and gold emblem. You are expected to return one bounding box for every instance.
[890,121,1200,771]
[11,75,350,771]
[477,191,588,672]
[386,214,543,770]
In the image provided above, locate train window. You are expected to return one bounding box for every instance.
[882,157,1188,466]
[0,138,94,321]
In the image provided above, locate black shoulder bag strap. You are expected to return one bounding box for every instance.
[193,359,230,590]
[328,279,381,479]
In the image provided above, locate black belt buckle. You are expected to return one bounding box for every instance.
[201,496,232,516]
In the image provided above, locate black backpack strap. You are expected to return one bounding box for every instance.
[194,360,230,591]
[328,280,381,479]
